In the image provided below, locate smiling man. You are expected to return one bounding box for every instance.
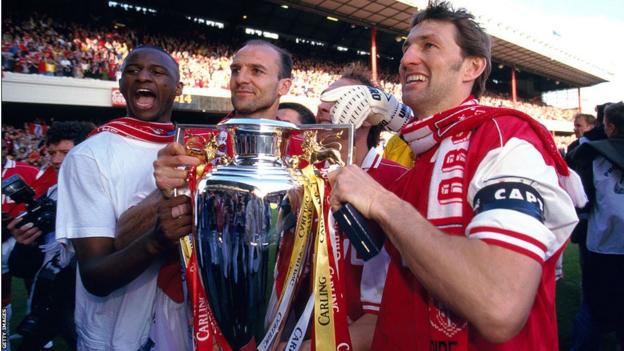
[229,39,293,118]
[153,39,294,195]
[55,45,192,351]
[328,2,582,350]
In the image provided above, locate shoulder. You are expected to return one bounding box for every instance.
[14,161,40,175]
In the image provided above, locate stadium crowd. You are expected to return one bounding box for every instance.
[2,13,574,124]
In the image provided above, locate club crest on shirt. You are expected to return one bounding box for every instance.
[428,297,467,338]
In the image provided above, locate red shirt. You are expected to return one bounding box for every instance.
[372,114,574,351]
[340,149,406,321]
[2,160,40,218]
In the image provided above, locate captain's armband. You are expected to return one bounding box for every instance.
[473,182,545,222]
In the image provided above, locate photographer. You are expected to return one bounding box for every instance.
[5,121,95,351]
[2,135,40,351]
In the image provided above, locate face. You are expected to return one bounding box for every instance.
[276,108,302,124]
[316,78,360,124]
[119,48,182,122]
[230,45,291,118]
[48,139,75,171]
[399,20,478,119]
[573,116,593,138]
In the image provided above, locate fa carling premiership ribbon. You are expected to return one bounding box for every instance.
[322,183,352,350]
[258,170,315,351]
[305,166,337,351]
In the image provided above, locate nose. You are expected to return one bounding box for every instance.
[233,67,250,84]
[316,101,333,123]
[136,67,153,82]
[51,152,65,168]
[400,45,422,71]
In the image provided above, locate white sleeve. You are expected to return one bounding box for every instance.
[466,137,578,263]
[55,151,117,240]
[360,246,390,314]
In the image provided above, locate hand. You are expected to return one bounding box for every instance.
[320,85,413,131]
[155,195,193,247]
[7,217,43,245]
[327,164,387,219]
[153,142,201,197]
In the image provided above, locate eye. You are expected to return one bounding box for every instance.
[230,66,240,74]
[424,42,436,49]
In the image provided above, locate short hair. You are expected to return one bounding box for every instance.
[339,63,375,87]
[46,121,96,146]
[241,40,293,79]
[604,102,624,136]
[574,113,596,126]
[338,63,382,148]
[278,102,316,124]
[596,102,613,123]
[411,1,491,98]
[124,44,180,80]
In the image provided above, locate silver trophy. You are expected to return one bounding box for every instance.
[176,119,353,350]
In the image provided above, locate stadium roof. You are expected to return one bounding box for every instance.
[271,0,613,87]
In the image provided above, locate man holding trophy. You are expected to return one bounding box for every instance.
[56,45,193,350]
[327,2,583,350]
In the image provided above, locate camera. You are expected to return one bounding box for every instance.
[17,253,76,348]
[1,174,56,234]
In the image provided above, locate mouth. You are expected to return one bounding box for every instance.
[234,89,255,96]
[134,88,157,110]
[405,74,428,84]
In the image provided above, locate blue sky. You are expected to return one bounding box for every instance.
[449,0,624,112]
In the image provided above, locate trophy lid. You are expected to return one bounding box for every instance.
[218,118,299,132]
[218,118,299,166]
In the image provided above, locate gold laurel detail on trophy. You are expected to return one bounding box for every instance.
[301,130,345,167]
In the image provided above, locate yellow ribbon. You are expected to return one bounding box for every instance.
[304,166,337,351]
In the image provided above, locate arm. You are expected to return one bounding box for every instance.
[348,313,377,351]
[75,142,198,295]
[114,191,161,250]
[328,166,540,343]
[73,194,192,296]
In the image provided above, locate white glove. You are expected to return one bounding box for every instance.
[320,85,413,132]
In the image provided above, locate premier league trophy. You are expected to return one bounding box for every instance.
[175,119,353,351]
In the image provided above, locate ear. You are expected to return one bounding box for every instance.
[175,81,184,96]
[462,56,487,84]
[278,78,292,96]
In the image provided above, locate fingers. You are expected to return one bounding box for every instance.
[157,142,187,159]
[8,218,43,245]
[157,196,193,242]
[18,227,43,246]
[319,85,363,102]
[171,201,191,218]
[6,216,21,231]
[154,142,202,194]
[328,165,378,217]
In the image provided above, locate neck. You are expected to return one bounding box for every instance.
[412,93,473,120]
[353,128,370,166]
[236,108,278,120]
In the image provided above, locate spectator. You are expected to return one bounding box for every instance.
[277,102,316,124]
[6,120,95,351]
[567,113,596,154]
[568,102,624,351]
